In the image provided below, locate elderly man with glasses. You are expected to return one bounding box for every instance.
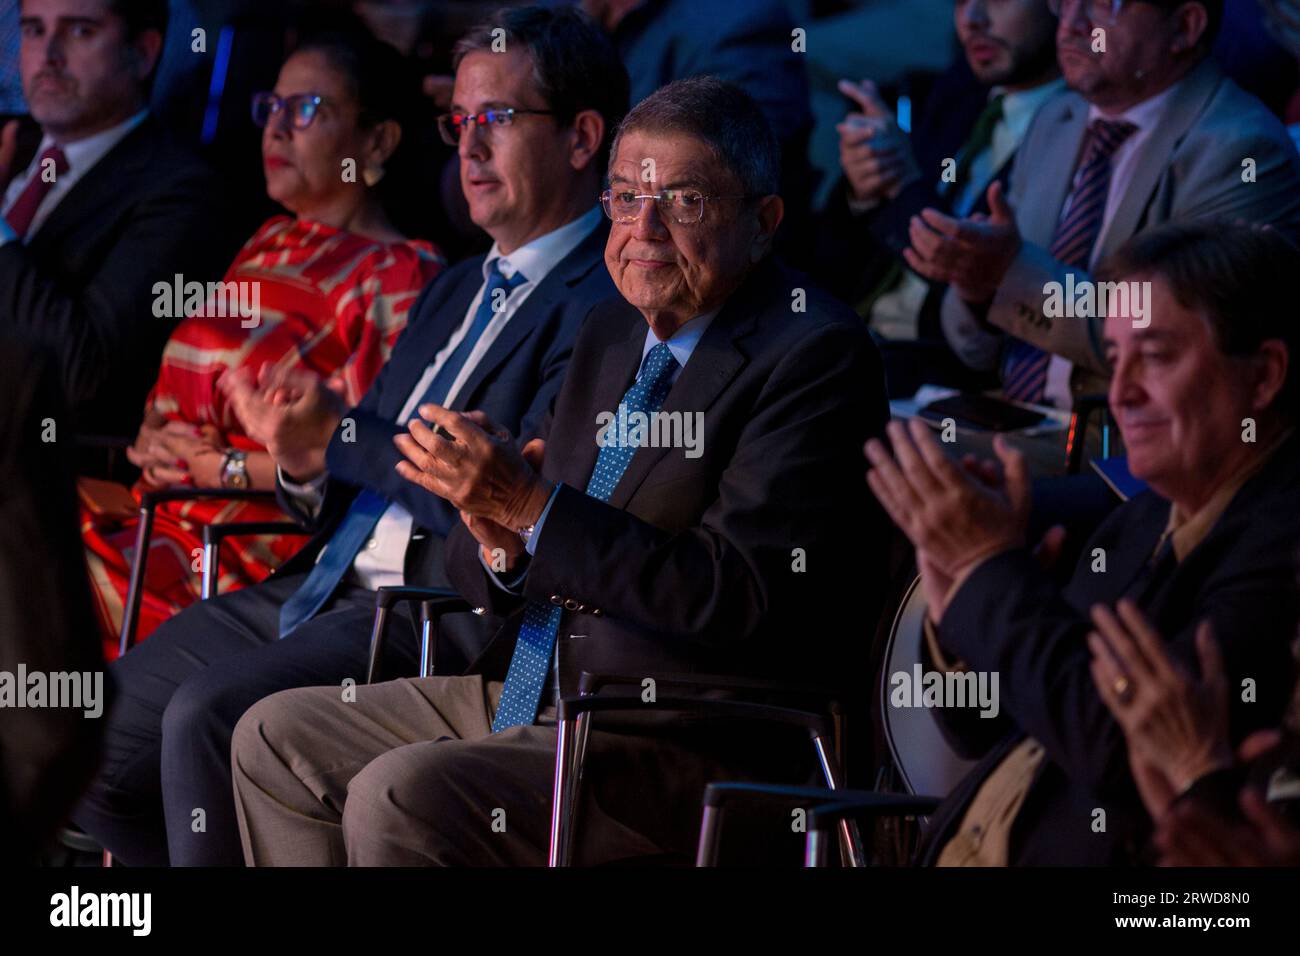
[228,75,891,867]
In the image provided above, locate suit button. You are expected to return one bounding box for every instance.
[591,607,604,617]
[366,538,379,550]
[550,594,564,606]
[564,598,580,611]
[471,606,486,616]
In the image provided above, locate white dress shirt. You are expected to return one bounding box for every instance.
[1042,82,1181,408]
[282,205,604,590]
[1,109,148,246]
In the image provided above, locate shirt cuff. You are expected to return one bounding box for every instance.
[479,547,530,593]
[523,482,562,557]
[277,465,327,514]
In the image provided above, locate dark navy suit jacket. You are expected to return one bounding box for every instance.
[274,221,616,592]
[919,432,1300,865]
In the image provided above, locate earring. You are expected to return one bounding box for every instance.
[362,165,385,187]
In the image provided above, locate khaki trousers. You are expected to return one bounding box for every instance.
[231,674,732,866]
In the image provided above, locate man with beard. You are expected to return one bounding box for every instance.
[815,0,1063,397]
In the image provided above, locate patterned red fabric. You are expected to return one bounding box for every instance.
[83,216,445,658]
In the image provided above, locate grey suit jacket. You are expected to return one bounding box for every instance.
[941,58,1300,396]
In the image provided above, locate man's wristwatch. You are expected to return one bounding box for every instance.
[219,449,249,489]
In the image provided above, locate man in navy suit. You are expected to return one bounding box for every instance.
[73,5,627,867]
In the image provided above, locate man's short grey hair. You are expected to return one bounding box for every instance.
[610,76,780,197]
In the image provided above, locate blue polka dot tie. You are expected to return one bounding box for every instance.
[491,342,679,731]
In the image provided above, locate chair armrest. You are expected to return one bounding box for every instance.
[140,487,278,508]
[809,792,942,828]
[577,670,841,709]
[366,586,481,683]
[198,521,311,599]
[556,693,835,737]
[118,488,286,654]
[703,783,939,828]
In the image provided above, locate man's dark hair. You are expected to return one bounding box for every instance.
[1149,0,1223,48]
[293,30,417,131]
[1097,219,1300,420]
[453,5,629,167]
[105,0,168,41]
[611,76,780,197]
[106,0,168,94]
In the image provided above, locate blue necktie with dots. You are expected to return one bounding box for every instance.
[491,341,680,731]
[278,262,527,639]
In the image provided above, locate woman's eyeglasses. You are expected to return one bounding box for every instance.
[252,92,326,131]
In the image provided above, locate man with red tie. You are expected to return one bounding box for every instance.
[0,0,232,438]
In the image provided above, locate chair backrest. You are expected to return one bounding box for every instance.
[878,576,978,799]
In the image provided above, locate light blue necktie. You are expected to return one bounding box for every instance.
[491,342,679,731]
[278,262,527,638]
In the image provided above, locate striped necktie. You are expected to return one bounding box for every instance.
[1002,118,1136,403]
[490,342,680,731]
[4,145,69,240]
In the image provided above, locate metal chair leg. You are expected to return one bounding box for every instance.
[549,715,576,866]
[812,733,866,867]
[118,502,156,656]
[560,712,589,865]
[804,826,830,867]
[418,599,439,678]
[365,605,389,685]
[695,805,722,866]
[200,536,220,599]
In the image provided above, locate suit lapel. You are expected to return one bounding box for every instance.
[29,119,153,253]
[1096,60,1223,263]
[605,277,760,510]
[385,264,483,417]
[455,223,608,407]
[1023,97,1088,245]
[557,316,645,493]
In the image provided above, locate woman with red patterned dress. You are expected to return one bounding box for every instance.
[82,33,444,656]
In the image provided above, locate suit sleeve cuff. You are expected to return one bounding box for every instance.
[523,482,562,557]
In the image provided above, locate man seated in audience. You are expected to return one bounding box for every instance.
[1089,597,1300,865]
[574,0,816,262]
[0,0,235,439]
[228,76,889,866]
[865,221,1300,864]
[73,5,626,866]
[815,0,1062,398]
[905,0,1300,409]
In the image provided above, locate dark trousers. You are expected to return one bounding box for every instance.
[71,573,423,866]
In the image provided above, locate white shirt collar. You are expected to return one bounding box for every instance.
[999,77,1067,140]
[39,109,149,175]
[641,307,721,373]
[1086,80,1182,132]
[484,205,603,286]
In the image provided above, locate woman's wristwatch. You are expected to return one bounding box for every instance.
[219,449,249,489]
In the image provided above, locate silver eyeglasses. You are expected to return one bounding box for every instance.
[599,188,756,225]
